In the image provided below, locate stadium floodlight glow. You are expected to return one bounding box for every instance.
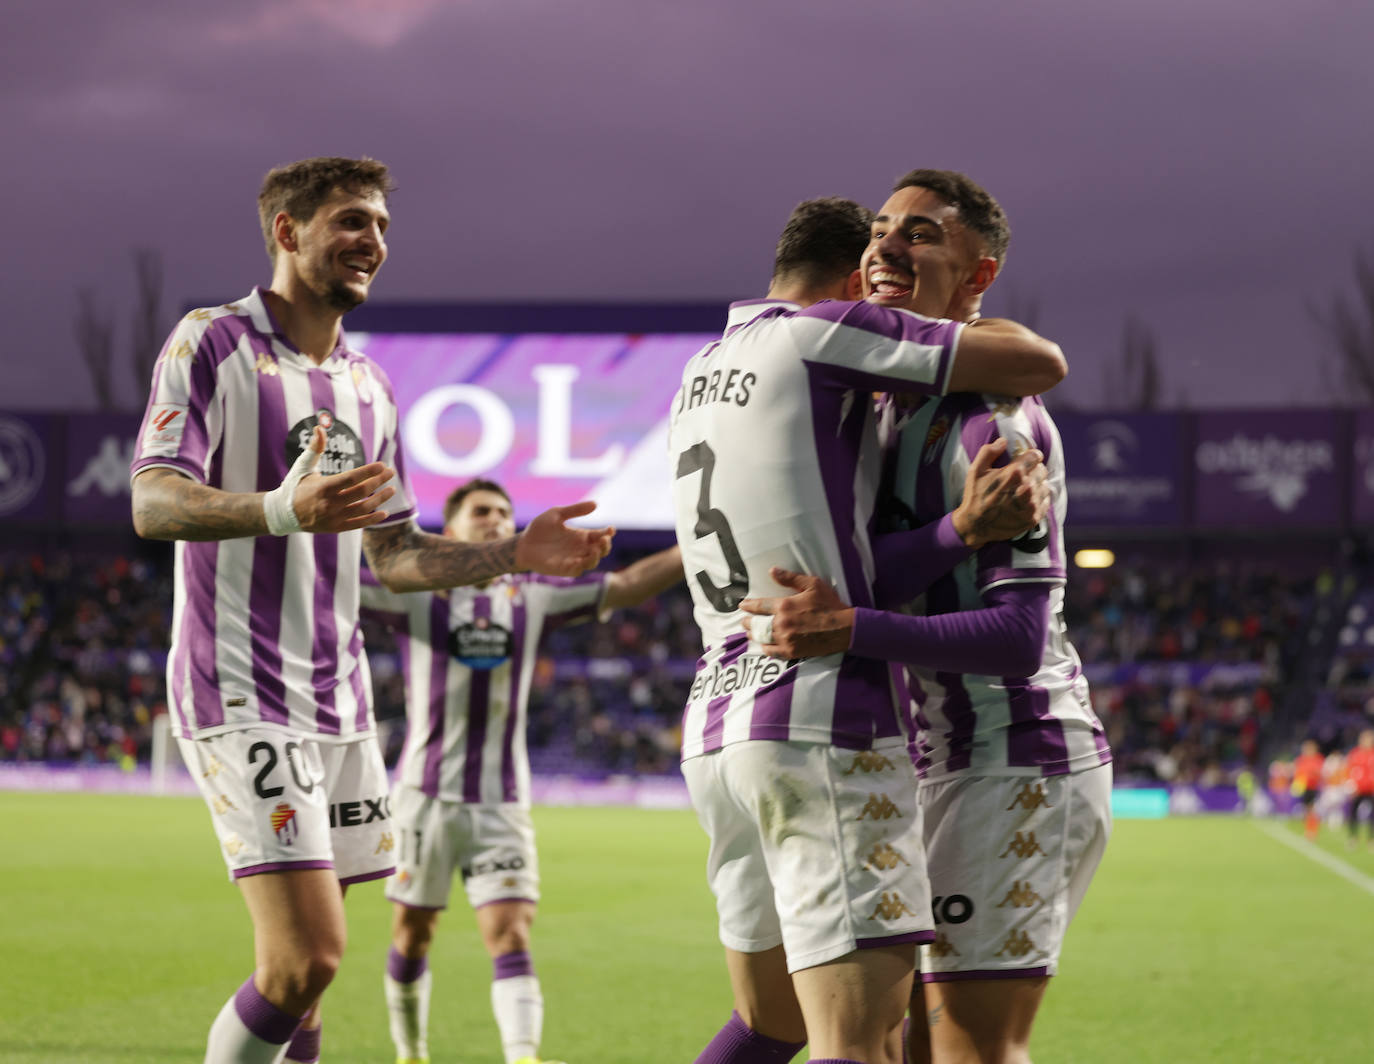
[1073,548,1115,569]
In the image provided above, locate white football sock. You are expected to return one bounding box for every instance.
[205,993,292,1064]
[491,973,543,1063]
[383,969,433,1060]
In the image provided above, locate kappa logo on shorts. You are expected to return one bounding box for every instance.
[270,802,298,845]
[857,794,903,821]
[999,831,1048,859]
[996,880,1045,909]
[843,751,897,774]
[995,930,1038,958]
[928,932,961,958]
[211,793,238,815]
[869,891,921,922]
[202,754,223,779]
[1006,782,1051,811]
[224,835,244,857]
[374,832,395,854]
[864,841,910,871]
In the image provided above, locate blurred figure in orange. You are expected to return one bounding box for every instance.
[1345,729,1374,851]
[1292,740,1326,840]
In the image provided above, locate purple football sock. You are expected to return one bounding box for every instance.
[695,1011,805,1063]
[493,949,535,980]
[387,945,429,984]
[232,976,301,1045]
[285,1022,321,1063]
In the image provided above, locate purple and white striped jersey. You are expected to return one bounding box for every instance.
[668,298,963,760]
[360,571,608,805]
[882,392,1111,780]
[130,288,417,742]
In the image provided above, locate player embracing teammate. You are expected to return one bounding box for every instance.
[670,171,1105,1064]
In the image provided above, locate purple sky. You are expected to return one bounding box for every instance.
[6,0,1372,411]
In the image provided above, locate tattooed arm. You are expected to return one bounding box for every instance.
[131,430,397,541]
[132,468,270,541]
[364,501,614,592]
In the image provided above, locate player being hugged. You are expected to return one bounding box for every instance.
[130,156,611,1064]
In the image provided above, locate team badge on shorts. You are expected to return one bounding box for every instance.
[271,802,299,845]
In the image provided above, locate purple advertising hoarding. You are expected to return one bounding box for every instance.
[63,412,141,525]
[1192,411,1346,528]
[1353,409,1374,526]
[1056,412,1185,527]
[0,412,60,522]
[353,330,713,529]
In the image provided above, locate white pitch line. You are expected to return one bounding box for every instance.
[1257,820,1374,898]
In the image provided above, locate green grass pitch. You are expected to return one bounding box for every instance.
[2,791,1371,1063]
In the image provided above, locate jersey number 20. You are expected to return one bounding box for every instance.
[676,441,749,611]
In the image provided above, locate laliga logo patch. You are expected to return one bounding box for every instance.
[141,403,188,456]
[0,415,46,516]
[448,617,513,670]
[285,407,365,476]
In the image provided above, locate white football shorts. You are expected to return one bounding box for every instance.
[682,738,933,974]
[178,728,395,885]
[918,763,1112,981]
[385,785,540,911]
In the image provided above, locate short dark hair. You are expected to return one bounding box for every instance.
[257,156,395,262]
[771,197,874,288]
[443,478,510,527]
[892,169,1009,265]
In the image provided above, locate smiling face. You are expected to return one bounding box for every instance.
[275,185,389,312]
[861,186,994,318]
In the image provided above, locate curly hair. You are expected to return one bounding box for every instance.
[257,156,395,262]
[892,169,1009,265]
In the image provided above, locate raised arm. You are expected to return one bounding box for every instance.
[602,545,684,610]
[944,318,1066,397]
[364,501,614,593]
[132,426,397,541]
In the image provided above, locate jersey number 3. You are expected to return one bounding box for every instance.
[676,441,749,611]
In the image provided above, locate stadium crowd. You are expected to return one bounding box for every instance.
[4,544,1368,786]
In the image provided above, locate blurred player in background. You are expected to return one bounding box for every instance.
[130,156,611,1064]
[672,193,1065,1064]
[362,478,682,1064]
[1292,739,1326,840]
[740,170,1111,1064]
[1344,729,1374,850]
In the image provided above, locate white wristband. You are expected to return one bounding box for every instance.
[263,445,320,535]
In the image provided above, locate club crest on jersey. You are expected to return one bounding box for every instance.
[351,364,375,404]
[448,618,513,670]
[285,407,365,475]
[270,802,298,845]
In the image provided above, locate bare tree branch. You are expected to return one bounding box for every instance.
[1106,313,1162,410]
[130,247,165,402]
[75,288,116,410]
[1311,244,1374,404]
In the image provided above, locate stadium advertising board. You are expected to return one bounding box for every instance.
[1191,410,1345,529]
[0,411,60,522]
[1353,408,1374,526]
[353,331,714,529]
[1055,412,1184,527]
[64,413,140,524]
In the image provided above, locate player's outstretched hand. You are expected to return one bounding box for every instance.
[293,425,398,533]
[951,438,1049,549]
[739,566,856,660]
[516,501,615,576]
